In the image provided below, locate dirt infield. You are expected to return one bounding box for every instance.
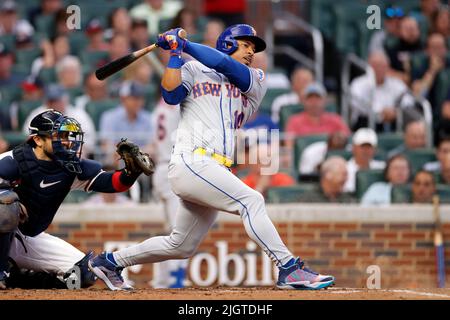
[1,287,450,300]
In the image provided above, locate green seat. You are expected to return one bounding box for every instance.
[0,34,15,51]
[37,67,57,84]
[310,0,338,39]
[15,48,42,71]
[391,184,412,203]
[293,134,328,180]
[266,184,319,204]
[85,99,119,129]
[279,104,303,131]
[2,131,27,148]
[18,100,42,129]
[0,86,22,104]
[68,32,89,56]
[377,132,404,154]
[355,169,385,200]
[80,51,110,70]
[35,15,55,36]
[437,185,450,204]
[63,190,91,203]
[404,148,437,173]
[326,149,352,160]
[259,88,291,115]
[143,84,158,111]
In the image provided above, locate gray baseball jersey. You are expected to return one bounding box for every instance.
[172,60,267,159]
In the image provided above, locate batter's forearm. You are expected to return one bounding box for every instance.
[162,67,182,91]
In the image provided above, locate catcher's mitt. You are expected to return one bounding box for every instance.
[116,138,155,176]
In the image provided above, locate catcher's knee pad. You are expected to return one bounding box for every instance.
[64,251,97,288]
[0,190,21,233]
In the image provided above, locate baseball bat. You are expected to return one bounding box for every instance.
[433,195,446,288]
[95,29,187,81]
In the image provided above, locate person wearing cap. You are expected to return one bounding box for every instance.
[343,128,386,193]
[0,0,34,37]
[22,84,96,156]
[271,67,314,124]
[349,51,407,132]
[285,82,350,147]
[368,5,405,55]
[86,18,109,52]
[99,80,153,151]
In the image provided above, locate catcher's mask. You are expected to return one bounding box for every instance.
[28,110,85,174]
[216,24,266,55]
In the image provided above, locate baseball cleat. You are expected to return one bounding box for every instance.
[88,252,133,291]
[0,271,9,290]
[276,258,335,290]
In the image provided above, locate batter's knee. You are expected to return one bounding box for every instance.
[167,235,199,259]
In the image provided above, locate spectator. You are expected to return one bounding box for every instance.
[86,19,109,52]
[271,67,314,124]
[99,81,153,154]
[411,33,449,110]
[30,35,70,79]
[410,0,441,31]
[361,154,411,205]
[441,88,450,122]
[297,156,355,203]
[285,82,350,147]
[440,153,450,184]
[0,43,24,86]
[74,73,109,111]
[368,5,404,55]
[431,6,450,38]
[350,51,408,132]
[55,55,82,90]
[22,84,96,156]
[411,170,436,203]
[388,120,427,158]
[169,8,198,37]
[21,76,44,102]
[14,22,34,50]
[28,0,62,29]
[130,19,150,51]
[424,135,450,171]
[54,8,71,37]
[241,143,294,196]
[130,0,182,36]
[123,58,154,85]
[386,16,423,82]
[0,135,8,153]
[344,128,386,193]
[299,131,349,175]
[105,7,132,40]
[202,18,225,48]
[251,51,290,90]
[109,33,131,62]
[0,0,34,37]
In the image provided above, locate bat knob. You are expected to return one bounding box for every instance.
[178,28,187,40]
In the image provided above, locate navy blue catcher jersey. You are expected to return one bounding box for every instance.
[0,144,103,236]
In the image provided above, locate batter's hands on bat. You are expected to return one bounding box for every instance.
[157,28,187,56]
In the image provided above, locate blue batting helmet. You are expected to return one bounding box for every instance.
[216,24,266,55]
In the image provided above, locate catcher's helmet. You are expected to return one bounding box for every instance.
[28,109,84,173]
[216,24,266,55]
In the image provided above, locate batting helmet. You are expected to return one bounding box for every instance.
[216,24,266,55]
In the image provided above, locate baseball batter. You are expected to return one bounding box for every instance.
[89,24,335,290]
[150,97,187,288]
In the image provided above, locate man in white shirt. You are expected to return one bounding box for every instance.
[270,67,314,124]
[344,128,386,193]
[22,84,97,156]
[350,51,407,132]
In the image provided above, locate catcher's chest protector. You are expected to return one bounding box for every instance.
[13,145,75,237]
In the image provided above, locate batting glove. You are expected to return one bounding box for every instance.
[162,28,187,56]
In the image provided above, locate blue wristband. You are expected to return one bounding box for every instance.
[167,55,183,69]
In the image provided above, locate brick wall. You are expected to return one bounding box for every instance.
[52,204,450,289]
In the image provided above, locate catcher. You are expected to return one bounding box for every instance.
[0,109,154,290]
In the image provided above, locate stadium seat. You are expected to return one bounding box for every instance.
[310,0,338,39]
[0,86,22,104]
[143,84,158,111]
[37,67,57,84]
[80,51,110,70]
[0,34,15,51]
[437,184,450,204]
[293,134,328,180]
[391,184,411,203]
[326,149,352,160]
[355,169,385,200]
[404,148,437,173]
[279,104,303,131]
[377,132,404,154]
[85,99,119,129]
[266,183,319,204]
[35,15,55,37]
[68,32,89,56]
[15,48,42,71]
[259,88,291,115]
[2,131,27,148]
[17,100,43,129]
